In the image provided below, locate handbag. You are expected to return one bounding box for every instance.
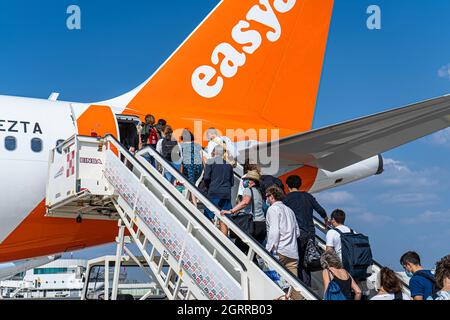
[230,189,256,236]
[230,213,254,235]
[303,238,322,272]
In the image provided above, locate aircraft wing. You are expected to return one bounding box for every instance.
[249,95,450,172]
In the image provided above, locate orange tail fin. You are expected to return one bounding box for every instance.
[120,0,334,138]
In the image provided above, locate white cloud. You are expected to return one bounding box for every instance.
[401,209,450,225]
[381,158,439,188]
[315,190,356,206]
[378,192,439,206]
[383,158,410,172]
[353,211,394,224]
[427,128,450,147]
[438,63,450,80]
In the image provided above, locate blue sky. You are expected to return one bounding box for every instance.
[0,1,449,269]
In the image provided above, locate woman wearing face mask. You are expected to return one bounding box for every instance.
[236,160,261,202]
[221,170,266,246]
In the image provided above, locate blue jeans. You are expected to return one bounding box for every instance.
[164,162,181,184]
[204,198,232,220]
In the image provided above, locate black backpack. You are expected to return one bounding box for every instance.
[260,175,285,199]
[393,291,403,300]
[161,138,179,162]
[303,238,322,272]
[334,228,373,281]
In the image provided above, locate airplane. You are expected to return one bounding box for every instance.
[0,0,449,267]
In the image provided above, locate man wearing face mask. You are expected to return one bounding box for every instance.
[400,251,435,300]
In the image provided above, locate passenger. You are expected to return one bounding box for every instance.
[119,120,139,155]
[283,175,328,286]
[370,267,410,300]
[429,254,450,300]
[180,129,204,185]
[236,160,261,202]
[156,125,181,185]
[260,174,285,198]
[321,251,362,300]
[205,128,236,165]
[264,185,302,300]
[140,114,159,149]
[180,129,204,205]
[203,145,234,223]
[265,185,300,275]
[221,170,266,243]
[140,114,159,166]
[325,209,351,261]
[155,119,167,139]
[400,251,436,300]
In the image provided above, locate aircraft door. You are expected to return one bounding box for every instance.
[116,115,141,153]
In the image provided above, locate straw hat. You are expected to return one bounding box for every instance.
[242,170,261,182]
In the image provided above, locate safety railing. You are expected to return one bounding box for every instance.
[102,136,248,300]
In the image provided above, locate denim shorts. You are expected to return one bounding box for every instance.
[204,198,232,220]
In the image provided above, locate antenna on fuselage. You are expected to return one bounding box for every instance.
[48,92,60,101]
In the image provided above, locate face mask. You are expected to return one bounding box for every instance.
[242,180,250,188]
[405,271,414,278]
[265,199,271,207]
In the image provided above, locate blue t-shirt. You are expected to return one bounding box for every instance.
[409,270,434,299]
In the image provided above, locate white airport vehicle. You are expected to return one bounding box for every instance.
[81,255,164,300]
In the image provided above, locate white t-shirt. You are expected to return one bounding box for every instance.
[370,293,410,300]
[325,225,351,260]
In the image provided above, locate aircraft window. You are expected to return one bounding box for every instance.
[31,138,43,153]
[5,136,16,151]
[56,139,65,154]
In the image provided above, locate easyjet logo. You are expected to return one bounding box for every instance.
[191,0,297,98]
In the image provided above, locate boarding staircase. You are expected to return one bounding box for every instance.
[45,135,319,300]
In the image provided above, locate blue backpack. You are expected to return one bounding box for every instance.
[334,228,373,281]
[324,279,348,300]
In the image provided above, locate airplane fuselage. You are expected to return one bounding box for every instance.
[0,95,118,263]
